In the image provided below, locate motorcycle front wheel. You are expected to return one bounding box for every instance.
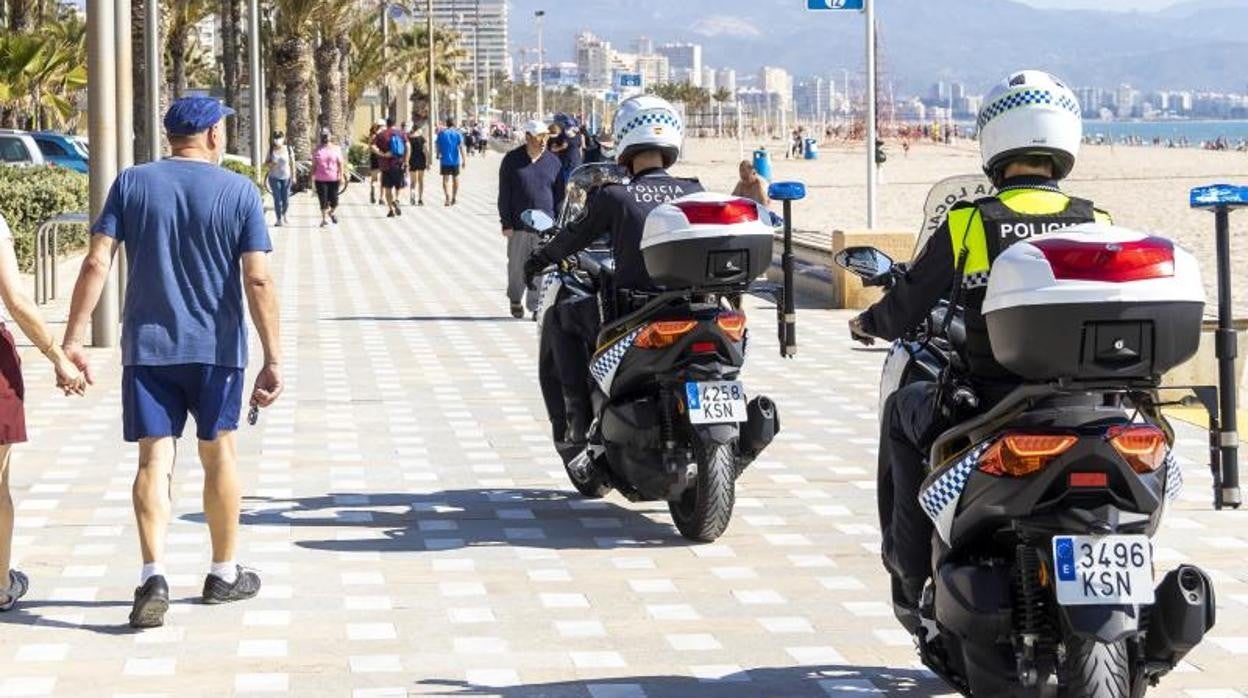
[669,442,736,542]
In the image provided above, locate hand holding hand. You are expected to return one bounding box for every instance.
[51,348,86,396]
[59,342,93,387]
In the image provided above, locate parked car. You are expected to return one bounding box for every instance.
[32,131,88,173]
[0,129,46,167]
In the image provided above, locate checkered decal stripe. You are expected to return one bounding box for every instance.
[977,88,1081,130]
[615,110,683,141]
[590,328,643,392]
[1164,449,1183,503]
[919,441,994,544]
[962,271,990,289]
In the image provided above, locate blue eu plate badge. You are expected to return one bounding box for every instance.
[1054,536,1076,582]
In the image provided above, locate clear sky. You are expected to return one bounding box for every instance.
[1014,0,1187,10]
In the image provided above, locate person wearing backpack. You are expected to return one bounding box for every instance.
[370,117,408,217]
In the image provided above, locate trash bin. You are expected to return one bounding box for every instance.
[752,148,772,182]
[803,138,818,160]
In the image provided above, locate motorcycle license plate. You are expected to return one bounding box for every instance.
[685,381,748,425]
[1052,535,1155,606]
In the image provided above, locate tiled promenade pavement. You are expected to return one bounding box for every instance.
[2,157,1246,698]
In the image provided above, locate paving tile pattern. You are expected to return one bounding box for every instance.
[0,160,1245,697]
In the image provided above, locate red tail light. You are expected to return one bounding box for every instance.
[716,311,747,342]
[691,341,718,355]
[1107,424,1167,473]
[979,433,1079,477]
[674,198,760,225]
[1069,472,1109,488]
[1031,237,1175,283]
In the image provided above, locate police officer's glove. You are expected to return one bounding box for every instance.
[523,251,549,285]
[849,314,875,347]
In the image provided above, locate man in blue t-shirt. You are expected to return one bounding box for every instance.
[62,96,284,629]
[435,117,468,206]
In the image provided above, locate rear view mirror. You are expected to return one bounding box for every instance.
[521,209,554,233]
[834,246,894,280]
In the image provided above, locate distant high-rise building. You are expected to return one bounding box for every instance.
[634,36,655,55]
[930,81,949,103]
[702,68,717,93]
[576,31,614,90]
[716,68,737,95]
[794,77,831,120]
[423,1,510,87]
[634,53,670,89]
[657,43,703,86]
[951,82,966,101]
[760,66,793,110]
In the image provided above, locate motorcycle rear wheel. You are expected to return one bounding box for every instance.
[669,442,736,542]
[1059,636,1130,698]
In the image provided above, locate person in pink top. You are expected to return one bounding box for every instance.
[312,128,347,228]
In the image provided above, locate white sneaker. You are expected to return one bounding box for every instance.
[0,570,29,611]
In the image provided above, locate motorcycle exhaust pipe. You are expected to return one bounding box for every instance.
[1144,565,1217,670]
[739,396,781,465]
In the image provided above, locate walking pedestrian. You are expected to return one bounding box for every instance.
[0,212,87,614]
[371,117,407,217]
[407,123,428,207]
[367,119,385,205]
[61,96,283,629]
[499,119,561,319]
[436,117,468,207]
[264,131,294,226]
[313,128,347,228]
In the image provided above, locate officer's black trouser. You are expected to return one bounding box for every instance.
[878,381,945,588]
[538,293,600,464]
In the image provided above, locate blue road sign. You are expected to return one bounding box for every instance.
[618,74,642,88]
[807,0,865,9]
[1191,184,1248,210]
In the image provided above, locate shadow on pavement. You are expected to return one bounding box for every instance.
[188,488,694,554]
[0,597,208,635]
[326,315,518,323]
[418,663,948,697]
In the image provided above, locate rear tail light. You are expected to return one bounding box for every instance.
[716,311,747,342]
[1031,236,1175,283]
[674,198,760,225]
[1108,424,1167,473]
[634,319,698,349]
[979,433,1079,477]
[691,341,718,355]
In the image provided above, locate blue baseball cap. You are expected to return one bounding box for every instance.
[164,96,235,136]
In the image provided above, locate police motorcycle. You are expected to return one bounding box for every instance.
[522,165,786,542]
[836,224,1217,696]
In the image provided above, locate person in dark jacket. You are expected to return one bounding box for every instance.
[523,95,702,471]
[499,120,562,319]
[849,70,1110,615]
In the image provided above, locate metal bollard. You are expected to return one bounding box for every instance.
[1190,184,1248,510]
[32,213,89,306]
[766,181,807,358]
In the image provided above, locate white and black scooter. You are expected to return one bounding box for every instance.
[837,218,1217,696]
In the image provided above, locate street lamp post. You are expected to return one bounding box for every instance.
[473,0,481,122]
[144,0,160,161]
[87,0,119,347]
[535,10,545,119]
[248,0,263,183]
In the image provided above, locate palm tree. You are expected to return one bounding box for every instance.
[167,0,213,98]
[6,0,36,33]
[219,0,243,151]
[270,0,318,159]
[0,16,87,129]
[313,1,353,142]
[391,23,466,126]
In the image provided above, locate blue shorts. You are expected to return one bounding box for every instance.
[122,364,245,443]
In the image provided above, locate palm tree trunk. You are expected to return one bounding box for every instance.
[314,34,341,136]
[336,33,350,142]
[275,35,312,161]
[8,0,32,32]
[169,23,190,99]
[219,0,241,152]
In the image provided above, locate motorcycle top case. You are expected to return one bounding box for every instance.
[982,224,1205,381]
[640,192,774,289]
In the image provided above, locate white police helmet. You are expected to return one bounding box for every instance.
[978,70,1082,182]
[611,94,684,169]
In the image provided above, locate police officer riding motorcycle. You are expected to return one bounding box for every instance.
[524,95,704,467]
[849,70,1112,611]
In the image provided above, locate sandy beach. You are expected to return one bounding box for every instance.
[675,137,1248,313]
